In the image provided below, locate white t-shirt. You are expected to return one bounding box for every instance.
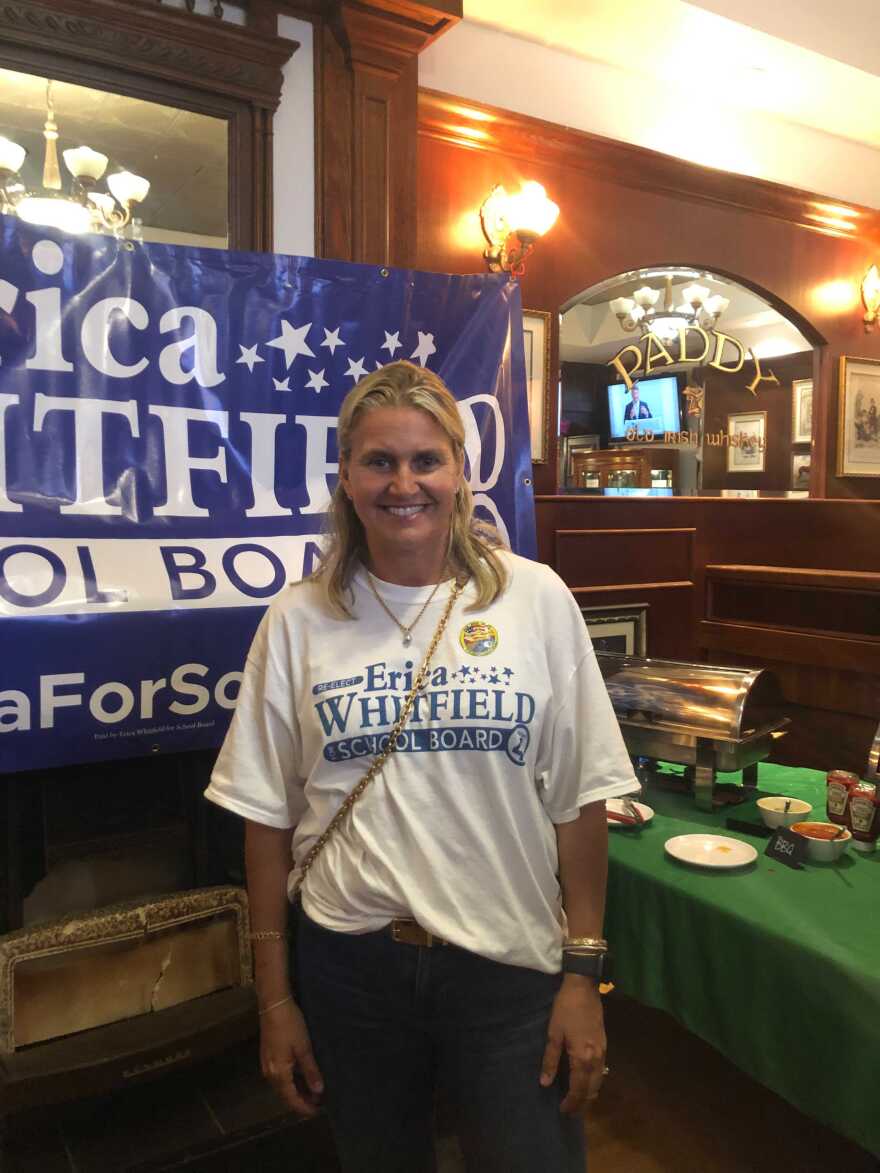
[205,551,638,973]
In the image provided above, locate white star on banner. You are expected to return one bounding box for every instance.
[236,343,264,373]
[321,327,344,354]
[267,321,315,368]
[305,369,329,393]
[273,376,291,391]
[345,356,369,381]
[381,330,402,356]
[410,332,437,366]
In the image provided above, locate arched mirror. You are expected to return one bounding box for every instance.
[559,266,816,497]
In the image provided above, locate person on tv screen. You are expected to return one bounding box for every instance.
[623,382,653,421]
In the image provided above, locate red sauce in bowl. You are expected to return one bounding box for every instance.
[791,821,847,841]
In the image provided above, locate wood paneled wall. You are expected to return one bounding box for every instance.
[700,351,813,491]
[417,90,880,499]
[311,0,461,267]
[537,496,880,775]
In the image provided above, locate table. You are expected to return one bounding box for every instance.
[604,763,880,1157]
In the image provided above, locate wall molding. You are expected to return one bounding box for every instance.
[316,0,460,264]
[418,88,880,242]
[0,0,297,106]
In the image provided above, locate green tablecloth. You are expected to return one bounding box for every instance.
[605,763,880,1157]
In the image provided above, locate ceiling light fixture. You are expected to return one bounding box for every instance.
[0,80,150,236]
[861,265,880,331]
[480,181,559,276]
[610,274,729,342]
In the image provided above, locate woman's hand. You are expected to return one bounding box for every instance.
[539,974,607,1113]
[260,997,325,1117]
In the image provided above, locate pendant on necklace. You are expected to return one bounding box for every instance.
[402,631,412,646]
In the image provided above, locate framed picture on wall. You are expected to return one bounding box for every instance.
[727,411,766,473]
[579,604,648,656]
[791,379,813,444]
[523,309,552,464]
[837,356,880,477]
[791,453,811,490]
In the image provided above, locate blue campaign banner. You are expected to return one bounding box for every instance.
[0,215,535,772]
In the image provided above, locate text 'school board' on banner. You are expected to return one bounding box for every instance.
[0,215,535,770]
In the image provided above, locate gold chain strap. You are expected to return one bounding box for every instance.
[293,579,464,899]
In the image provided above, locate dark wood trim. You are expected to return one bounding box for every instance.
[246,0,279,35]
[418,89,880,243]
[570,581,694,595]
[557,528,698,536]
[699,620,880,673]
[0,0,299,251]
[706,564,880,590]
[534,494,880,505]
[316,0,459,263]
[0,0,297,106]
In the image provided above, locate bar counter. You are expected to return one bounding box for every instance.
[604,764,879,1157]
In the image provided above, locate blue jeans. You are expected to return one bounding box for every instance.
[293,910,586,1173]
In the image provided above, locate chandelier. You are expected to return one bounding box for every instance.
[0,81,150,236]
[610,275,729,342]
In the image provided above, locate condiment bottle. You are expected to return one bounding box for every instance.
[826,770,859,826]
[847,782,880,853]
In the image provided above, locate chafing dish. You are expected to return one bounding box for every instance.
[596,652,789,810]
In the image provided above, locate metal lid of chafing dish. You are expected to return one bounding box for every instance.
[595,652,785,742]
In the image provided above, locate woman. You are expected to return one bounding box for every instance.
[206,360,638,1172]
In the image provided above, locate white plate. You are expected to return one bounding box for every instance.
[664,833,757,869]
[606,798,654,827]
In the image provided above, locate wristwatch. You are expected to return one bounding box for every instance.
[562,949,612,981]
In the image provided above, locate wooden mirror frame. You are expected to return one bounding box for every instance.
[0,0,298,251]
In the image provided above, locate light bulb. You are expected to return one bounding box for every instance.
[610,297,635,316]
[63,146,108,181]
[107,171,150,206]
[862,265,880,316]
[506,181,559,237]
[0,136,26,174]
[632,285,661,310]
[17,195,92,234]
[681,283,711,308]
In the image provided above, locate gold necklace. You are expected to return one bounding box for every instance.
[365,570,448,646]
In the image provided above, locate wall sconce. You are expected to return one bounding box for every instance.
[861,264,880,331]
[479,181,559,275]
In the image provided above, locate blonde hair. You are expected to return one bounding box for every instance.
[315,360,508,616]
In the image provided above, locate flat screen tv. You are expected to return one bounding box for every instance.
[607,375,681,439]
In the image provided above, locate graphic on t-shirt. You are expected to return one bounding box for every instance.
[313,659,533,767]
[312,675,364,695]
[459,621,499,656]
[506,724,530,765]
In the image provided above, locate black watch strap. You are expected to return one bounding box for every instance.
[561,949,612,981]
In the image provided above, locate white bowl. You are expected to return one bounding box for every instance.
[756,796,812,829]
[791,821,851,862]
